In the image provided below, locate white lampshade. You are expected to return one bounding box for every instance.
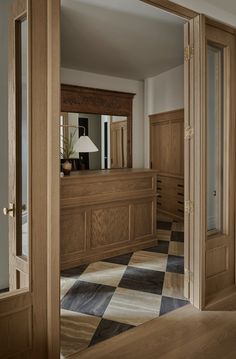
[74,135,99,153]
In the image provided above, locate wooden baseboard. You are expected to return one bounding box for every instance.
[205,285,236,310]
[61,238,158,270]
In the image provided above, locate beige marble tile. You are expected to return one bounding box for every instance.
[103,287,161,326]
[162,272,185,300]
[61,277,77,300]
[168,241,184,257]
[172,221,184,232]
[79,261,127,287]
[129,251,168,272]
[60,309,101,358]
[157,229,171,241]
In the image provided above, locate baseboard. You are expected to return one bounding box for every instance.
[205,285,236,311]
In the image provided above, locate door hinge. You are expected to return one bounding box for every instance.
[185,200,194,214]
[184,45,194,62]
[185,126,194,140]
[184,268,193,283]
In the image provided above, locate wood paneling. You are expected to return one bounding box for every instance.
[111,121,128,169]
[134,200,154,240]
[61,170,157,269]
[150,109,184,220]
[61,209,87,255]
[91,204,130,248]
[61,84,134,168]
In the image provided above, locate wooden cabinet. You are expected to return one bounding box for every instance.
[110,121,127,168]
[150,109,184,220]
[60,169,157,269]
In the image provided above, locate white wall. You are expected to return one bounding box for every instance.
[61,68,144,168]
[144,65,184,167]
[0,0,13,290]
[172,0,236,27]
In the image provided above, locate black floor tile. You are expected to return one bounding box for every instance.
[119,267,165,295]
[61,264,88,278]
[143,240,169,254]
[159,296,189,316]
[171,231,184,242]
[0,288,9,294]
[157,221,172,230]
[89,319,134,346]
[61,281,115,317]
[102,253,133,265]
[166,255,184,274]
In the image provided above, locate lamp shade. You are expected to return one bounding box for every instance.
[74,135,99,153]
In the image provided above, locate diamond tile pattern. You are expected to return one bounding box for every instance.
[60,219,188,357]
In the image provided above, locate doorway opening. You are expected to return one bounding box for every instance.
[59,0,188,357]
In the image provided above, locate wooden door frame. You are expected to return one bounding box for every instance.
[47,0,236,358]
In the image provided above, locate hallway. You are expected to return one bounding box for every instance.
[60,218,188,357]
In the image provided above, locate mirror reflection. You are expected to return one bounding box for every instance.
[60,112,128,172]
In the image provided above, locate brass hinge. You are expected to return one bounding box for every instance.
[184,45,194,62]
[185,200,194,214]
[184,268,193,283]
[185,126,194,140]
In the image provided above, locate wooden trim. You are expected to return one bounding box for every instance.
[140,0,198,19]
[47,0,60,358]
[206,17,236,35]
[61,84,135,168]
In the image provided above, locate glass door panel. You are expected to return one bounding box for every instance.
[207,45,224,234]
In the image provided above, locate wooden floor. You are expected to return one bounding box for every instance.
[69,300,236,359]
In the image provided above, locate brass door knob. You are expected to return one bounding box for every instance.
[3,203,15,217]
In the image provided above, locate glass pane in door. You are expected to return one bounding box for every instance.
[207,45,224,233]
[17,18,29,258]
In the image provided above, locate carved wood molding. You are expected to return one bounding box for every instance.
[61,84,135,168]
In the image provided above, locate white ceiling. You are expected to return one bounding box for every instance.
[61,0,185,80]
[203,0,236,13]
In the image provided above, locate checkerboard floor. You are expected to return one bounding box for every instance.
[60,217,188,358]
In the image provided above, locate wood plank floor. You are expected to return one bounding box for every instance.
[68,303,236,359]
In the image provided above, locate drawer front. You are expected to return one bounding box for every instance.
[157,176,184,218]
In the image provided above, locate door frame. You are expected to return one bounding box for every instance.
[47,0,236,358]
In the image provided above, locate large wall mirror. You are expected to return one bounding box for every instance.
[61,84,135,170]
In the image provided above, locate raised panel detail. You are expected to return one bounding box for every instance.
[61,209,87,255]
[91,205,130,248]
[134,200,154,240]
[206,246,229,278]
[0,307,32,357]
[60,170,157,269]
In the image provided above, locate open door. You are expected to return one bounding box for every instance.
[0,0,60,358]
[185,15,236,309]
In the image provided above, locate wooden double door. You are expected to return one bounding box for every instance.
[0,0,60,358]
[184,16,236,307]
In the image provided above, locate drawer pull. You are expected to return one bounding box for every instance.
[178,201,184,205]
[178,209,184,213]
[157,202,162,206]
[157,180,162,183]
[177,184,184,188]
[157,187,162,191]
[178,192,184,196]
[157,193,162,198]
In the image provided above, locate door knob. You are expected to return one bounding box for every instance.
[3,203,15,217]
[213,191,216,197]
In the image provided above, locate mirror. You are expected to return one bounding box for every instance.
[60,112,128,170]
[61,84,134,170]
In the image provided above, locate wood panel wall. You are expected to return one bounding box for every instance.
[150,109,184,220]
[60,170,157,269]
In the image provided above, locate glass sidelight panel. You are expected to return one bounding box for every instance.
[207,45,224,233]
[17,19,29,258]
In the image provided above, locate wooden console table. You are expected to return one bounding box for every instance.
[60,169,157,269]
